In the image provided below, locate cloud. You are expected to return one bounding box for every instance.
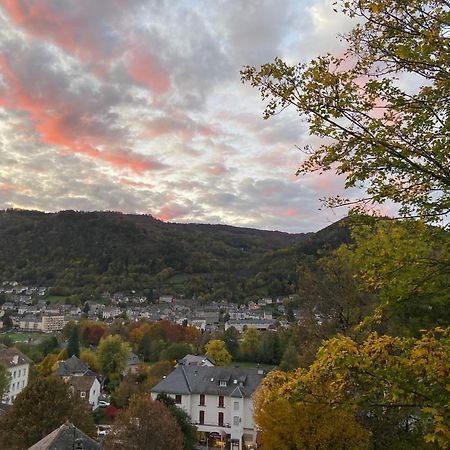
[0,0,361,232]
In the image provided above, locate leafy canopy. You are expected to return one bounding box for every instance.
[241,0,450,221]
[256,328,450,449]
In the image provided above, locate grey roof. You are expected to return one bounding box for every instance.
[27,422,100,450]
[56,355,89,376]
[68,375,98,393]
[151,366,266,398]
[0,345,32,368]
[178,354,215,366]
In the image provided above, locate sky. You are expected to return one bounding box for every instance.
[0,0,357,233]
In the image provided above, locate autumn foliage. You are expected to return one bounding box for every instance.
[255,329,450,449]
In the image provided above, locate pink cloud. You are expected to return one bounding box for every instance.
[0,55,164,173]
[155,204,189,222]
[207,164,227,176]
[0,181,29,193]
[1,0,125,63]
[127,49,170,94]
[279,207,298,218]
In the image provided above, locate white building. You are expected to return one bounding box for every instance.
[151,365,266,449]
[41,314,66,333]
[0,346,31,404]
[68,375,101,410]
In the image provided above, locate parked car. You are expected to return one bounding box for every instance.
[98,400,110,408]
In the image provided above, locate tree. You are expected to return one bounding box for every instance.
[241,0,450,221]
[97,335,131,380]
[80,347,99,372]
[160,342,192,363]
[104,394,184,450]
[157,394,197,450]
[67,324,80,358]
[239,328,261,362]
[0,376,95,449]
[223,326,240,358]
[256,328,450,449]
[0,363,10,401]
[350,219,450,335]
[205,339,232,366]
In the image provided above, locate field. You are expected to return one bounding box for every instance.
[4,332,40,343]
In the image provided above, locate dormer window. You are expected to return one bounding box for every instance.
[219,380,227,387]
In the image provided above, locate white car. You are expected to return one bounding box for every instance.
[98,400,110,408]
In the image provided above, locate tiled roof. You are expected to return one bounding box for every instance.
[178,354,215,366]
[56,355,88,376]
[68,375,98,393]
[151,366,266,398]
[0,345,32,368]
[27,422,100,450]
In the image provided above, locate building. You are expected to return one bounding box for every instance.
[177,354,215,367]
[56,355,97,378]
[151,365,266,450]
[41,314,65,333]
[27,422,101,450]
[68,375,101,410]
[123,352,140,375]
[225,318,276,332]
[19,315,42,332]
[0,346,31,404]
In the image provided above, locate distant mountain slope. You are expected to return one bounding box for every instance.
[0,209,350,302]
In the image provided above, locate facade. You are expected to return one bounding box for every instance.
[123,352,140,375]
[0,346,31,404]
[151,365,265,450]
[68,375,101,410]
[19,315,42,332]
[41,314,65,333]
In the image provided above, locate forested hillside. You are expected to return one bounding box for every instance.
[0,209,350,301]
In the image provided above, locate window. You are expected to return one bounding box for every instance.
[218,412,224,426]
[199,394,205,406]
[233,416,240,426]
[80,392,86,398]
[175,394,182,404]
[218,395,224,408]
[234,401,239,411]
[219,380,227,387]
[13,371,16,379]
[199,410,205,425]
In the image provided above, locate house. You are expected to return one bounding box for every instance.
[123,352,140,375]
[68,375,101,410]
[27,422,101,450]
[151,365,266,450]
[56,356,101,409]
[0,345,31,404]
[225,318,276,332]
[56,355,95,378]
[177,354,215,367]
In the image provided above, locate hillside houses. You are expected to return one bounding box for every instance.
[0,281,294,333]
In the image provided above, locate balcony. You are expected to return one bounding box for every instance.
[195,421,231,429]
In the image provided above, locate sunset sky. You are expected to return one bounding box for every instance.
[0,0,357,233]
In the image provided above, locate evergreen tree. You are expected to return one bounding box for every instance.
[67,325,80,358]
